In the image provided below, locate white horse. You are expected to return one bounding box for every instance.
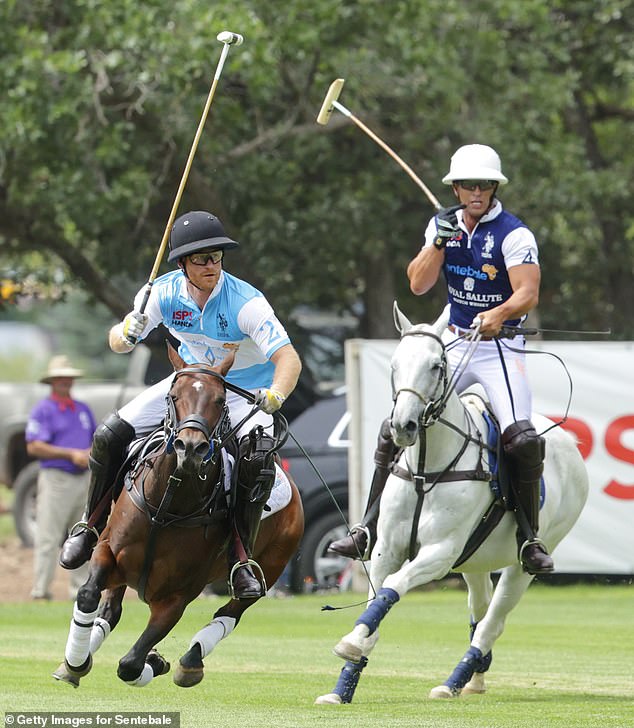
[316,305,589,703]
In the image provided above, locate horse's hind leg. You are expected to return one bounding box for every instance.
[431,566,533,699]
[174,598,253,688]
[117,594,186,687]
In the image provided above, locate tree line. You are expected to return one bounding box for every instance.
[1,0,632,343]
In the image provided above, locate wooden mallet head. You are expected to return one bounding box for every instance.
[316,78,346,125]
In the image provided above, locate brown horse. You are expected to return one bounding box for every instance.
[53,344,304,688]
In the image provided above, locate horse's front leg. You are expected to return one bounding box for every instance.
[173,597,254,688]
[117,594,186,687]
[53,546,117,688]
[88,585,127,655]
[333,540,454,664]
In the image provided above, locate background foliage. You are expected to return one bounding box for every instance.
[1,0,632,360]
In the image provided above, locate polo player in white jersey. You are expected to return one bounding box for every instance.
[60,211,302,598]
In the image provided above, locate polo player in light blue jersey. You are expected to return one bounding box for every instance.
[60,211,302,598]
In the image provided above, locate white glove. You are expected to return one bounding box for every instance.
[122,311,149,343]
[255,387,286,414]
[470,315,483,331]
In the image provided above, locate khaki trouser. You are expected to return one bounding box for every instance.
[32,467,90,600]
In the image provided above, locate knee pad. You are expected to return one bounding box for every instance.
[501,420,545,474]
[92,413,135,460]
[236,426,276,504]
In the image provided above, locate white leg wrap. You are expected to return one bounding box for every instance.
[89,617,111,654]
[190,616,236,659]
[125,663,153,687]
[65,604,99,667]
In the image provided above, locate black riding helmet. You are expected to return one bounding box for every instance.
[167,211,239,262]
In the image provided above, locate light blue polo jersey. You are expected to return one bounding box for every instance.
[136,270,291,389]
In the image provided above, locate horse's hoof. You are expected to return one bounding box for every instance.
[147,650,170,677]
[429,684,460,699]
[332,639,363,663]
[173,663,204,688]
[314,693,343,705]
[52,663,80,688]
[462,672,486,695]
[52,655,93,688]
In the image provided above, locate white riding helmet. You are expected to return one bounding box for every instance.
[442,144,508,185]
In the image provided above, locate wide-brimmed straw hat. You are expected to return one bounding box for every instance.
[40,355,84,384]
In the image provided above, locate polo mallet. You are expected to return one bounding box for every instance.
[317,78,441,210]
[136,31,244,315]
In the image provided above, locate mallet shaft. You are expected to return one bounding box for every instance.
[138,33,242,313]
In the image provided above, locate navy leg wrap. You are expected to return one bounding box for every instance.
[355,587,400,635]
[332,657,369,704]
[469,619,493,673]
[444,646,483,692]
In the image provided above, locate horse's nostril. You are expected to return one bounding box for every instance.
[194,441,210,458]
[174,438,185,453]
[405,421,417,434]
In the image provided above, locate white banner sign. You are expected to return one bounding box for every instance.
[345,339,634,574]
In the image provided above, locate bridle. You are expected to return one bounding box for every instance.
[391,330,449,428]
[164,366,231,467]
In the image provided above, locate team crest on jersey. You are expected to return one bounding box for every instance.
[217,312,229,338]
[482,264,498,281]
[481,232,495,259]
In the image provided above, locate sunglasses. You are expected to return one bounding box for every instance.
[188,250,223,266]
[457,180,497,191]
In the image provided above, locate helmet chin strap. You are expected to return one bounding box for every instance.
[179,260,206,292]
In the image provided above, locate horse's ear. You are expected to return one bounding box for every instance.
[393,301,413,335]
[433,304,451,336]
[166,340,186,371]
[215,351,235,378]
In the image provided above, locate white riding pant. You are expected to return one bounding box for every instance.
[442,330,531,433]
[118,373,273,439]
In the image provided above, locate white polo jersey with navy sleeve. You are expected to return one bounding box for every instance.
[137,270,290,390]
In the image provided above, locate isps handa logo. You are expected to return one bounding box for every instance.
[171,310,194,328]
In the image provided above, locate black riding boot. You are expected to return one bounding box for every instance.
[328,419,399,560]
[502,420,554,575]
[59,413,135,570]
[228,429,276,599]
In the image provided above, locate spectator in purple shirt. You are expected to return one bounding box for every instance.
[26,355,97,600]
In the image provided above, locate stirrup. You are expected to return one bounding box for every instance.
[68,521,100,541]
[518,537,553,572]
[228,559,267,599]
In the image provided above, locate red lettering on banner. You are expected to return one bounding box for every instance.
[603,416,634,500]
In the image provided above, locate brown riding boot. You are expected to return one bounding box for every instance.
[328,419,399,560]
[60,413,135,569]
[502,420,554,575]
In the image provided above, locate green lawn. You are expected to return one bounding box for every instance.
[1,584,632,728]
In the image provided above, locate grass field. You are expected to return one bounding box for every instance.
[1,583,632,728]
